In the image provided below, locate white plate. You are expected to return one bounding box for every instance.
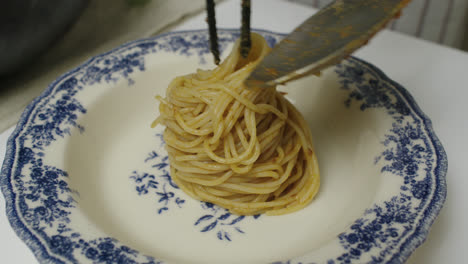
[0,29,447,264]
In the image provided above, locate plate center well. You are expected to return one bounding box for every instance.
[65,59,384,264]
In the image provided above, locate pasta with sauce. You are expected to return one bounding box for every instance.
[152,33,320,215]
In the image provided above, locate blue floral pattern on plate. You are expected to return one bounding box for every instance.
[129,131,260,241]
[0,29,446,264]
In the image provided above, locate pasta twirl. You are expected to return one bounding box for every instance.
[152,33,320,215]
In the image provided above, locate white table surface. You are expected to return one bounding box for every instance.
[1,0,467,263]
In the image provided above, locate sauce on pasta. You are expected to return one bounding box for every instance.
[152,33,320,215]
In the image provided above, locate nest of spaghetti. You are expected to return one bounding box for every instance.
[152,33,320,215]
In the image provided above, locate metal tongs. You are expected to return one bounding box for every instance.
[206,0,411,87]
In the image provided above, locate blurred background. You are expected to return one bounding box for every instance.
[290,0,468,50]
[0,0,467,132]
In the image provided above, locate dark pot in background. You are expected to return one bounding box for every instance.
[0,0,88,76]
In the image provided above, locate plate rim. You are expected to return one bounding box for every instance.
[0,28,447,264]
[350,56,447,263]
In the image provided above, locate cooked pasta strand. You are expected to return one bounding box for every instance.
[152,33,320,215]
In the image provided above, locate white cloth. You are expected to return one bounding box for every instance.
[290,0,468,49]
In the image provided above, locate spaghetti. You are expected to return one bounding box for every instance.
[152,33,320,215]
